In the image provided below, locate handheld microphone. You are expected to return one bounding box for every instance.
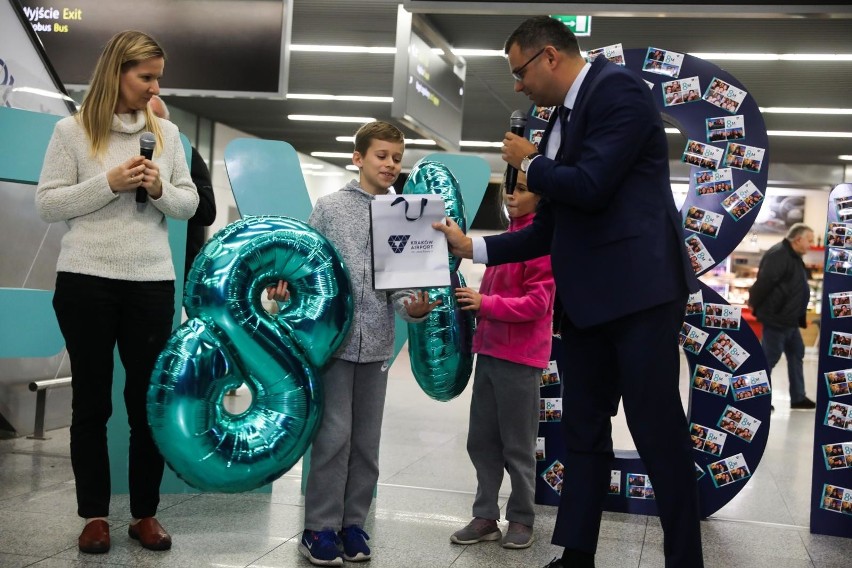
[504,110,527,195]
[136,132,156,203]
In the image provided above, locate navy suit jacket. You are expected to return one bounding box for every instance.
[485,56,699,329]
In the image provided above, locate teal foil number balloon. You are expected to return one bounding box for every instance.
[148,216,353,492]
[408,272,476,400]
[403,160,475,401]
[404,158,467,272]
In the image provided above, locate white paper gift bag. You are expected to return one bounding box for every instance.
[370,194,450,290]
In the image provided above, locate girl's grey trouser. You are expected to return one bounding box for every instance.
[467,354,541,527]
[304,358,388,531]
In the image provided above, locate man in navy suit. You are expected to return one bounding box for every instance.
[433,16,703,568]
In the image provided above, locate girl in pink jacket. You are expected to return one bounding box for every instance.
[449,171,556,551]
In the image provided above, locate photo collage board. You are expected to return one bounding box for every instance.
[634,47,771,518]
[534,335,658,511]
[527,45,769,276]
[813,186,852,537]
[527,46,772,520]
[681,283,770,512]
[536,343,623,501]
[601,48,767,278]
[535,336,568,503]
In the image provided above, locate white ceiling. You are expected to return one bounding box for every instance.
[166,1,852,183]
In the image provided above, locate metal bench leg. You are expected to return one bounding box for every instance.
[26,389,48,440]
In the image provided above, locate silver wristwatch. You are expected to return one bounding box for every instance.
[520,152,540,173]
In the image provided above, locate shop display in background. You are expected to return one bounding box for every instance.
[698,245,824,345]
[753,194,805,234]
[697,184,828,323]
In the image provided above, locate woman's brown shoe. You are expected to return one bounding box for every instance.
[128,517,172,551]
[78,519,110,553]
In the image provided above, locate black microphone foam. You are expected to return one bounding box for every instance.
[504,110,527,195]
[136,131,156,203]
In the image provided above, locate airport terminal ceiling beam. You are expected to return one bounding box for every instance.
[402,1,852,18]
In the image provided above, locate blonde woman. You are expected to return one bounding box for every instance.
[36,30,198,554]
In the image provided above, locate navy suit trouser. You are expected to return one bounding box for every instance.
[553,297,704,568]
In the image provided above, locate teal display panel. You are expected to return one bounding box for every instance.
[0,107,65,358]
[0,106,193,493]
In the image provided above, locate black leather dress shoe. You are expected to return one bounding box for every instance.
[558,548,596,567]
[791,397,817,409]
[128,517,172,551]
[78,519,110,553]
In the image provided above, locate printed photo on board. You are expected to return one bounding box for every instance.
[694,168,734,196]
[609,470,622,494]
[587,43,625,66]
[702,77,748,114]
[731,370,771,401]
[706,115,746,143]
[718,405,761,442]
[708,453,752,488]
[691,364,731,398]
[825,369,852,398]
[685,290,704,316]
[642,47,684,77]
[626,473,655,499]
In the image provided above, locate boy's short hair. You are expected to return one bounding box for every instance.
[354,121,405,156]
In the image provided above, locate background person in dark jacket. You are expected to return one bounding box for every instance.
[149,95,217,278]
[748,223,816,409]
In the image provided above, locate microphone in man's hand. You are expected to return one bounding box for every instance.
[504,110,527,195]
[136,132,156,203]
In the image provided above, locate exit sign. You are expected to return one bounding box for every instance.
[550,15,592,36]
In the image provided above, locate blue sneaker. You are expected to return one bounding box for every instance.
[339,525,371,562]
[299,530,343,566]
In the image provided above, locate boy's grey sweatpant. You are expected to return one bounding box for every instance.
[467,354,541,527]
[304,358,388,531]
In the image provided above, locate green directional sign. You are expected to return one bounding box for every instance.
[550,15,592,37]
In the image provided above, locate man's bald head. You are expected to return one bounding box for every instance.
[149,95,170,120]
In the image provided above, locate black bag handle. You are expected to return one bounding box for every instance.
[391,196,428,221]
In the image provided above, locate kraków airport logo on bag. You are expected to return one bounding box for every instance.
[388,235,410,253]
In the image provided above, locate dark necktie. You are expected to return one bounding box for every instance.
[555,105,571,162]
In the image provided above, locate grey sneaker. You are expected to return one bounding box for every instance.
[502,522,534,549]
[450,518,501,544]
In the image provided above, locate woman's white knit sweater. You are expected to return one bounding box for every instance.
[36,112,198,282]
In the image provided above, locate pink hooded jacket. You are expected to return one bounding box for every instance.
[472,212,556,369]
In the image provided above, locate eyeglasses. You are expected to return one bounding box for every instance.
[511,47,546,82]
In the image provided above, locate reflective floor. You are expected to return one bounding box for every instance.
[1,342,849,567]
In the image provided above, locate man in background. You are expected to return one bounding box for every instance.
[748,223,816,410]
[149,95,217,277]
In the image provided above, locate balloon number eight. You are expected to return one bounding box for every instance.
[148,216,353,492]
[403,160,476,401]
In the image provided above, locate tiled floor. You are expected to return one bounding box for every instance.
[1,342,849,567]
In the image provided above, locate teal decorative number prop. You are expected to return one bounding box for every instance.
[148,216,353,492]
[403,160,475,401]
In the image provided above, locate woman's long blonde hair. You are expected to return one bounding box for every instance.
[77,30,166,158]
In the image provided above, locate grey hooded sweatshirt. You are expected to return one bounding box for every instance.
[309,179,425,363]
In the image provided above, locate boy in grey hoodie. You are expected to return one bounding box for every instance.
[268,121,439,566]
